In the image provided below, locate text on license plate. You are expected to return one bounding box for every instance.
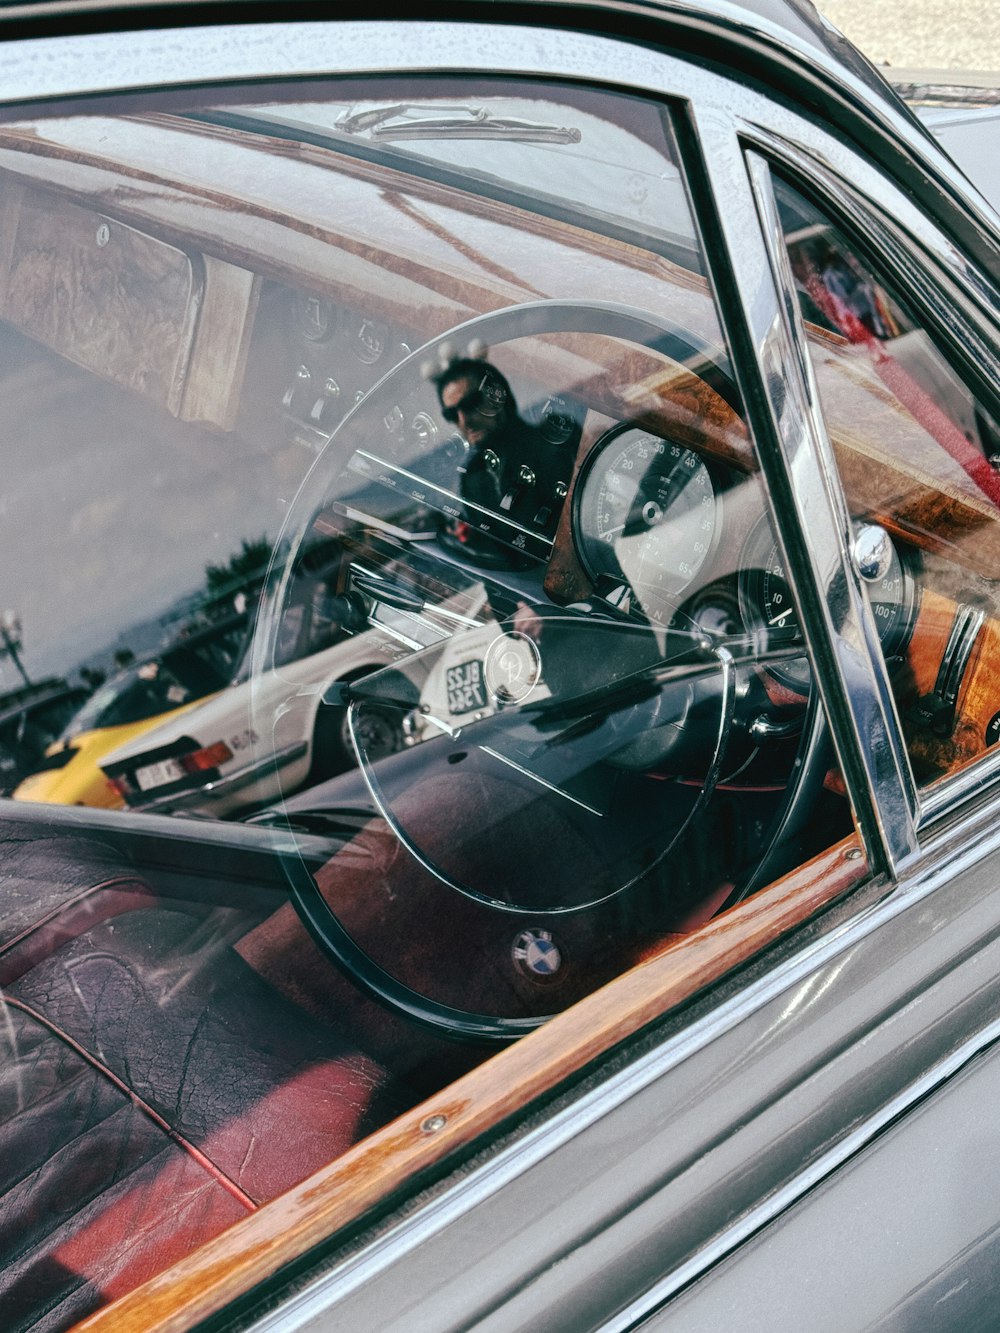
[445,659,487,714]
[135,757,185,791]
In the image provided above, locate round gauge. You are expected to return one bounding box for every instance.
[536,395,580,445]
[352,317,390,365]
[739,515,916,691]
[574,426,719,622]
[738,519,810,692]
[291,292,336,343]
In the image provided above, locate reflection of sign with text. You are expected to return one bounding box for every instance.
[483,632,542,704]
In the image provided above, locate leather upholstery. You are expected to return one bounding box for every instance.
[0,826,413,1331]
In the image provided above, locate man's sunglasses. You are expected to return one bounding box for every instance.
[441,375,505,424]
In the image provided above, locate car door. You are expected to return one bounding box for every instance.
[0,9,999,1333]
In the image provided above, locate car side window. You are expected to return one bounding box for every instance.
[0,79,866,1013]
[0,51,926,1331]
[773,173,1000,794]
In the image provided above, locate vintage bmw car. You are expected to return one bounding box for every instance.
[1,1,999,1330]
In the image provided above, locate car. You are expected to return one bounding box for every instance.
[0,3,999,1331]
[10,613,249,808]
[0,679,88,796]
[99,533,427,818]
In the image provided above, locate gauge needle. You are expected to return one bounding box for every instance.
[768,608,795,627]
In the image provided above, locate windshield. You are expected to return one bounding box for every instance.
[204,87,702,265]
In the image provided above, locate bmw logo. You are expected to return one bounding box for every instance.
[512,929,562,980]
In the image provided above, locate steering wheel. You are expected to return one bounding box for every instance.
[259,300,828,1041]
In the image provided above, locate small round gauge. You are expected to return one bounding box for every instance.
[574,426,720,623]
[536,395,581,446]
[291,292,336,343]
[739,515,917,691]
[351,317,390,365]
[738,519,810,691]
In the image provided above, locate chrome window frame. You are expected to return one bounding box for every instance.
[740,130,1000,831]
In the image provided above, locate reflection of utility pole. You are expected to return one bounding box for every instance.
[0,611,31,688]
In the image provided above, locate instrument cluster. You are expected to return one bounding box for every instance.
[572,423,918,682]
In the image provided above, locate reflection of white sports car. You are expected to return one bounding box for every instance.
[102,550,485,817]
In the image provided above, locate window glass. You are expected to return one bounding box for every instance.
[0,78,865,1324]
[774,173,1000,792]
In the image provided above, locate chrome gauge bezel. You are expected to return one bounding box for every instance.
[738,514,919,692]
[573,424,722,626]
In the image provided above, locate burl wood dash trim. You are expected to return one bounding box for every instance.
[77,835,868,1333]
[0,184,202,414]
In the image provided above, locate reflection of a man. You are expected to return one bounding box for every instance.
[430,349,576,567]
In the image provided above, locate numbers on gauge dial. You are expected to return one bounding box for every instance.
[576,427,719,618]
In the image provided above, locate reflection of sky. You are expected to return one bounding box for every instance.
[0,327,309,690]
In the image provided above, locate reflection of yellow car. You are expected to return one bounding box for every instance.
[13,704,209,808]
[13,617,247,808]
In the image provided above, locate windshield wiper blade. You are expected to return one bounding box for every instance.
[337,103,484,133]
[372,116,582,144]
[337,104,581,145]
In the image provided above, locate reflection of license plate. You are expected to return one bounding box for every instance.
[135,757,185,791]
[446,659,487,714]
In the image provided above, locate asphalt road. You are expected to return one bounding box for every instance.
[819,0,1000,74]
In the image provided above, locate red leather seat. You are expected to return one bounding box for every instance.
[0,826,413,1331]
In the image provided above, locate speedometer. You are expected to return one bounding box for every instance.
[574,426,719,623]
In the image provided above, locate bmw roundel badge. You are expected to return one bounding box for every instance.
[512,929,562,980]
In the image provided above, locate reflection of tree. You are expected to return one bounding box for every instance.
[201,536,272,620]
[205,536,271,597]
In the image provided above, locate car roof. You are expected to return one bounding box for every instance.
[0,0,968,227]
[921,104,1000,214]
[0,0,918,121]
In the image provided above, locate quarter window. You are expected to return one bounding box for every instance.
[773,173,1000,794]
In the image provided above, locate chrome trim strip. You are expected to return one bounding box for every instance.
[935,604,986,713]
[599,1007,1000,1332]
[686,108,917,870]
[922,743,1000,823]
[741,147,921,866]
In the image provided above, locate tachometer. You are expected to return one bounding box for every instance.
[739,515,917,691]
[574,425,719,623]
